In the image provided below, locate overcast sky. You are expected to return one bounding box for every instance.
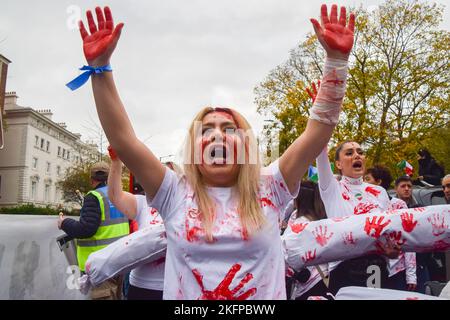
[1,0,449,163]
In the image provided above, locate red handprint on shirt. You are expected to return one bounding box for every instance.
[401,212,418,233]
[342,192,350,201]
[313,226,334,246]
[427,214,448,237]
[354,202,378,215]
[302,249,317,263]
[365,186,381,197]
[192,264,257,300]
[260,197,276,209]
[364,216,391,239]
[290,222,308,234]
[185,219,204,243]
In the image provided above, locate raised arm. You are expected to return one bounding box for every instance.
[107,146,138,219]
[279,4,355,194]
[78,6,165,198]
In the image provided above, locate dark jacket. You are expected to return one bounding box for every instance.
[61,182,106,239]
[418,158,445,186]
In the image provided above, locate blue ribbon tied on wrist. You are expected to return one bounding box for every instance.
[66,64,112,91]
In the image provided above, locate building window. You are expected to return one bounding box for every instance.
[58,146,61,157]
[44,184,50,202]
[40,138,45,149]
[32,157,38,169]
[31,181,37,200]
[56,166,61,176]
[46,141,50,152]
[35,135,39,146]
[46,162,51,174]
[67,151,70,160]
[62,149,66,159]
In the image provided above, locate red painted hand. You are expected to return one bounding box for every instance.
[79,6,124,66]
[305,80,321,103]
[107,145,118,160]
[310,4,355,60]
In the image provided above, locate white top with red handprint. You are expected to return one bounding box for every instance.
[387,197,416,284]
[148,161,297,300]
[316,148,390,271]
[128,195,165,291]
[289,215,329,299]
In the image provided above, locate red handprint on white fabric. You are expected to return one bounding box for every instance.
[354,202,378,215]
[260,197,276,209]
[302,249,317,263]
[386,231,406,246]
[364,216,391,239]
[365,186,381,197]
[401,212,418,233]
[413,207,426,213]
[342,232,357,245]
[427,214,448,237]
[192,264,257,300]
[185,218,205,243]
[313,226,334,246]
[290,222,308,234]
[342,192,350,201]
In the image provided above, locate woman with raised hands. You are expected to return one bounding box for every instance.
[106,146,166,300]
[72,4,355,300]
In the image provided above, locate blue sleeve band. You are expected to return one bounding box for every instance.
[66,64,113,91]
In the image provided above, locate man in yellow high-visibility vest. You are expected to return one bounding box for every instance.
[58,162,130,299]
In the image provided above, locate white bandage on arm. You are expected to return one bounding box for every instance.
[309,58,349,125]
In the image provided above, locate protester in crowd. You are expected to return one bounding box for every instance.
[58,161,129,299]
[394,176,417,207]
[415,148,445,186]
[288,180,329,300]
[71,4,355,299]
[365,165,417,291]
[315,142,403,294]
[107,146,169,300]
[442,174,450,204]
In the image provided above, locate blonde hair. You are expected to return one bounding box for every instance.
[183,107,265,242]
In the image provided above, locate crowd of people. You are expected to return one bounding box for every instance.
[57,4,449,300]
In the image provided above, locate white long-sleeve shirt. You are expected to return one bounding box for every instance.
[316,148,390,271]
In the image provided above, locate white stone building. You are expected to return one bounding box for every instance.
[0,92,101,209]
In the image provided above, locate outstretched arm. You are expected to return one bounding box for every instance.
[107,146,138,219]
[279,4,355,194]
[79,6,165,199]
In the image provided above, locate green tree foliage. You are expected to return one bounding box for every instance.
[255,0,449,175]
[56,160,130,205]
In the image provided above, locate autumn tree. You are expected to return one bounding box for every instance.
[255,0,449,174]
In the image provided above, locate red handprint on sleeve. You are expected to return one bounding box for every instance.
[365,186,381,197]
[386,231,406,246]
[312,226,334,246]
[342,232,357,245]
[290,222,308,234]
[364,216,391,239]
[401,212,418,233]
[192,264,257,300]
[354,202,378,215]
[427,214,448,237]
[302,249,317,263]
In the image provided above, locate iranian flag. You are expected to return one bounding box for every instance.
[397,160,414,176]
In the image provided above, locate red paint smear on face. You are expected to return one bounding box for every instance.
[192,264,257,300]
